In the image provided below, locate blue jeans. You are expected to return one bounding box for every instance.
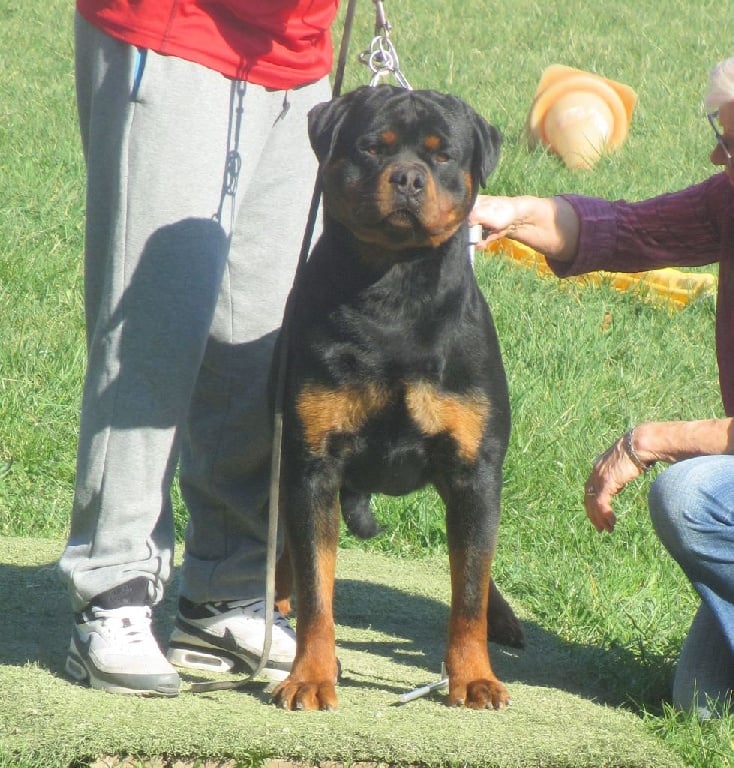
[649,455,734,717]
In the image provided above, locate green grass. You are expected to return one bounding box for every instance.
[1,0,733,766]
[0,540,685,768]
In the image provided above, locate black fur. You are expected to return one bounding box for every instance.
[272,86,523,712]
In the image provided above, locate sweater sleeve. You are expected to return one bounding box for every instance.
[546,173,730,278]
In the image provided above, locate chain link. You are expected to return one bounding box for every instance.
[359,0,412,89]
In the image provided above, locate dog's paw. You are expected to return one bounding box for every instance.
[448,677,511,710]
[487,605,525,649]
[271,678,339,712]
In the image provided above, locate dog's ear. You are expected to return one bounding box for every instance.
[436,92,502,188]
[471,113,502,188]
[308,87,366,164]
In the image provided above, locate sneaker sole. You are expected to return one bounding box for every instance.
[66,640,180,697]
[167,643,239,673]
[167,636,290,683]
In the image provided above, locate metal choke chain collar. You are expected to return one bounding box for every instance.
[360,0,412,89]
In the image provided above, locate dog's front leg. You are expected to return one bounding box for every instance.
[271,468,341,711]
[443,483,510,710]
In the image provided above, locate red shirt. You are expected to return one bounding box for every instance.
[548,173,734,415]
[77,0,339,89]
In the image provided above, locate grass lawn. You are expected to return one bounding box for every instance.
[1,1,733,766]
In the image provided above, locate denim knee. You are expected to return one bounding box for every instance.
[650,459,698,561]
[649,456,734,573]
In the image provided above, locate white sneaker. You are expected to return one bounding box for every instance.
[66,605,180,696]
[167,597,295,682]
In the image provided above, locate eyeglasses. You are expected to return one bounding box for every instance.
[707,110,734,167]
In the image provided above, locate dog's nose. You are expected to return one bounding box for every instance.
[389,165,426,195]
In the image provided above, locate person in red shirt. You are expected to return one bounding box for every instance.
[470,57,734,718]
[59,1,339,696]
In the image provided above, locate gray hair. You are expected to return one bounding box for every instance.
[704,57,734,111]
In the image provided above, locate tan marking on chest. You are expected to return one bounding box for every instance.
[296,381,490,463]
[296,383,392,456]
[405,381,490,462]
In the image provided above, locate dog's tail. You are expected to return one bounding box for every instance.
[339,489,382,539]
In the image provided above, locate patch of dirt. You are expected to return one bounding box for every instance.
[89,759,241,768]
[266,763,391,768]
[89,759,394,768]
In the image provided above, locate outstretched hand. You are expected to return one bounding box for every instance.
[583,436,644,532]
[468,196,519,248]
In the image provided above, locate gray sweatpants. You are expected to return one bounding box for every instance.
[58,13,330,611]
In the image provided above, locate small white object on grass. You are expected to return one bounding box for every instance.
[397,663,448,704]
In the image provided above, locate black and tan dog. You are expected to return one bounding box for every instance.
[271,85,521,711]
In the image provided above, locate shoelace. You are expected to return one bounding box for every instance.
[217,599,293,630]
[93,606,157,647]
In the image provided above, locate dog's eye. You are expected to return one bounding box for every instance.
[358,140,383,158]
[435,153,450,164]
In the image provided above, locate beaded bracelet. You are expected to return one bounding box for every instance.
[622,427,654,472]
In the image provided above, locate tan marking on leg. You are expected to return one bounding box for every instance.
[274,544,293,617]
[272,543,340,711]
[296,383,391,456]
[446,548,509,709]
[405,381,490,462]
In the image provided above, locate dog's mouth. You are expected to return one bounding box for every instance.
[324,190,465,252]
[383,208,421,230]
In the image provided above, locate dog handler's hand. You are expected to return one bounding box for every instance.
[583,435,644,533]
[469,196,520,247]
[470,194,580,262]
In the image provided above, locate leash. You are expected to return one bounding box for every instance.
[359,0,412,89]
[190,0,411,695]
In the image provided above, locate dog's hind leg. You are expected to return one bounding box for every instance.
[274,545,294,617]
[487,578,525,648]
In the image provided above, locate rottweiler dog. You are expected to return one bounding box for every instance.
[271,85,519,711]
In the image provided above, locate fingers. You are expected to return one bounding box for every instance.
[584,484,617,533]
[469,195,515,242]
[584,434,644,533]
[474,234,499,250]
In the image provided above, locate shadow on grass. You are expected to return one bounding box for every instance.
[0,560,672,713]
[0,559,183,675]
[333,577,673,712]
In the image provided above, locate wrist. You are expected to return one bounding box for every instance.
[514,195,544,229]
[623,426,656,472]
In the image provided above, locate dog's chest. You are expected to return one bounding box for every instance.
[294,372,491,473]
[289,251,501,482]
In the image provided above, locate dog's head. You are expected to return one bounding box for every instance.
[308,85,501,251]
